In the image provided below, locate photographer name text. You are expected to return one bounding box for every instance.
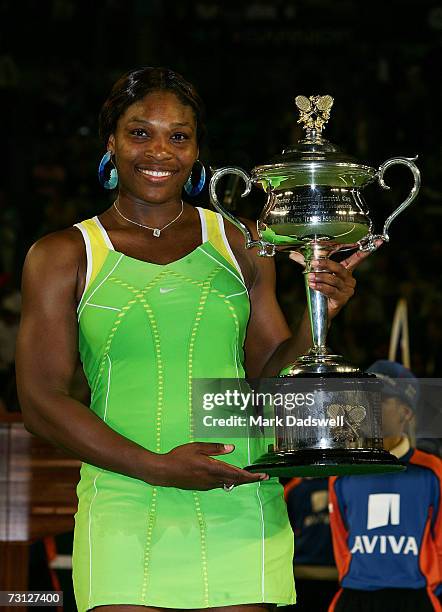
[202,415,345,428]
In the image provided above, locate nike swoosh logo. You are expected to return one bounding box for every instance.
[159,287,176,294]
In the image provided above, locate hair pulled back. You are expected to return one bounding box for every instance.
[99,67,206,147]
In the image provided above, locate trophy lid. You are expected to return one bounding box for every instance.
[252,95,377,189]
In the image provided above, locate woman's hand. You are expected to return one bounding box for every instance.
[150,442,269,491]
[289,240,383,320]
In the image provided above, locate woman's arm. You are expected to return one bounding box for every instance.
[16,230,164,482]
[243,252,313,377]
[16,231,267,489]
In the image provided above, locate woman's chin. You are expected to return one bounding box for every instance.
[120,186,183,205]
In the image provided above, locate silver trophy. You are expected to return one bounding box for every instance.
[209,95,420,476]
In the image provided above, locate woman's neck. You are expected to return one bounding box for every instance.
[113,193,184,226]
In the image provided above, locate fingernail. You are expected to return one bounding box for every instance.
[311,259,319,266]
[308,273,315,281]
[224,444,234,451]
[259,474,269,480]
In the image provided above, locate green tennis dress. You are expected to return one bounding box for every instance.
[72,207,296,611]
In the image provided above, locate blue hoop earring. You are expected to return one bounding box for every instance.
[98,150,118,189]
[184,160,206,196]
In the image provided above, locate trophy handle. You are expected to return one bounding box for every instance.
[359,156,421,252]
[209,167,276,257]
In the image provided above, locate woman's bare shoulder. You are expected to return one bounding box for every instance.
[219,215,256,287]
[23,226,85,277]
[223,215,276,288]
[222,214,261,248]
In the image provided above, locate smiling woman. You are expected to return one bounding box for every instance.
[16,67,362,612]
[110,90,197,207]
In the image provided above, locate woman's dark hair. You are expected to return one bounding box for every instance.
[98,66,206,146]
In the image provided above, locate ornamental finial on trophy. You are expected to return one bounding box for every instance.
[295,94,334,133]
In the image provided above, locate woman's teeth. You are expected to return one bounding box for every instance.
[138,169,173,177]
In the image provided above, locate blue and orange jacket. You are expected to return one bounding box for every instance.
[328,439,442,601]
[284,477,335,567]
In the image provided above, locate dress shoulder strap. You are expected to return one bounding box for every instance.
[197,208,244,280]
[73,216,114,300]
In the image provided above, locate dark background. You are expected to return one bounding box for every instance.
[0,0,441,398]
[0,3,441,609]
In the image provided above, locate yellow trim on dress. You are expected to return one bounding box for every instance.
[202,209,236,270]
[78,218,110,294]
[78,209,238,297]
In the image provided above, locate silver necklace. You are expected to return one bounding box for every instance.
[113,199,184,237]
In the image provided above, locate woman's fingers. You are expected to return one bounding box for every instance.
[309,279,355,300]
[289,251,306,267]
[210,456,268,483]
[310,258,350,277]
[308,271,345,291]
[339,249,371,271]
[340,239,384,271]
[290,239,383,273]
[307,259,356,313]
[287,241,383,318]
[309,261,356,287]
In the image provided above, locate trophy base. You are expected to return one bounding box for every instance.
[280,348,360,376]
[245,448,405,477]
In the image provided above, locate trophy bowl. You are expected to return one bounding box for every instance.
[209,95,420,477]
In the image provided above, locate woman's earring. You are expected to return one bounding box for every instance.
[98,151,118,189]
[184,160,206,196]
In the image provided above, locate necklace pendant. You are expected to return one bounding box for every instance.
[153,228,161,237]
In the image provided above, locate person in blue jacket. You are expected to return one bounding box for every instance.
[328,360,442,612]
[284,476,338,611]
